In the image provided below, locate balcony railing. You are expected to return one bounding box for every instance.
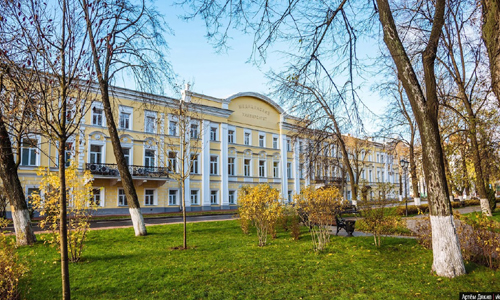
[85,163,168,178]
[313,176,343,184]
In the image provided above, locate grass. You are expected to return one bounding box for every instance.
[17,220,499,300]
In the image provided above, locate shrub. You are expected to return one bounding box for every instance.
[464,199,480,206]
[238,184,283,246]
[296,186,345,251]
[0,219,28,300]
[415,212,500,269]
[358,199,404,247]
[395,204,428,216]
[31,161,97,262]
[280,205,301,240]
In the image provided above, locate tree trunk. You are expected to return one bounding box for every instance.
[81,1,147,236]
[482,0,500,105]
[409,142,419,199]
[182,180,187,249]
[376,0,466,277]
[58,140,71,300]
[99,83,147,236]
[0,118,36,246]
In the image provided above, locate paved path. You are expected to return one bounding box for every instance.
[3,214,237,234]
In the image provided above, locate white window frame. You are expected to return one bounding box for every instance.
[190,153,199,174]
[258,159,266,177]
[91,187,105,207]
[228,129,235,144]
[190,189,199,205]
[190,123,199,139]
[118,106,133,130]
[168,151,177,173]
[272,135,279,149]
[168,189,178,205]
[244,129,251,146]
[244,158,251,177]
[228,190,236,205]
[210,190,218,205]
[286,138,292,152]
[169,120,178,136]
[210,124,219,141]
[91,102,105,127]
[210,155,219,175]
[287,162,292,178]
[273,161,279,178]
[144,148,156,168]
[144,189,157,206]
[144,111,157,133]
[20,135,41,167]
[89,143,104,164]
[258,133,266,148]
[287,191,293,203]
[228,157,236,176]
[118,189,127,206]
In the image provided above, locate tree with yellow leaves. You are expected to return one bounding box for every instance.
[296,186,346,251]
[31,161,97,262]
[238,184,283,247]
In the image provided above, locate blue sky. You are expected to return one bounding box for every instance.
[154,2,387,118]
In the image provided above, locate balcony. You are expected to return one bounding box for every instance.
[312,176,343,185]
[85,163,169,186]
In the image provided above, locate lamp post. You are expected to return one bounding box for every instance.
[400,159,409,217]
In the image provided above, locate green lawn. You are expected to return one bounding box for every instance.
[17,220,499,300]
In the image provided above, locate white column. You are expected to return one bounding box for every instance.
[280,133,288,199]
[201,120,211,210]
[220,123,229,209]
[293,138,300,194]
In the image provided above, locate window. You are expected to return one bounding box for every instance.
[259,160,266,177]
[228,157,235,176]
[299,163,304,179]
[119,111,131,129]
[287,191,293,203]
[92,106,103,126]
[21,138,38,166]
[369,170,372,182]
[144,189,155,206]
[91,188,102,206]
[89,144,102,164]
[244,132,251,145]
[286,138,292,152]
[123,148,131,166]
[190,124,198,139]
[190,190,199,205]
[273,162,279,178]
[228,190,236,204]
[210,155,218,175]
[244,159,251,176]
[190,154,199,174]
[210,126,218,141]
[299,141,303,153]
[145,115,156,133]
[210,190,218,204]
[168,152,177,173]
[228,130,235,143]
[169,121,177,136]
[63,142,73,167]
[118,189,127,206]
[273,137,278,149]
[144,150,155,168]
[169,190,177,205]
[259,134,265,147]
[287,162,292,178]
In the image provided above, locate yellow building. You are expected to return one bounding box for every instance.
[9,84,405,216]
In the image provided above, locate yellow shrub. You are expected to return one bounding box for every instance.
[31,161,97,262]
[238,184,283,246]
[0,219,28,300]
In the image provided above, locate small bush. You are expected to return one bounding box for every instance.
[464,199,480,206]
[0,219,29,300]
[415,212,500,269]
[280,205,301,240]
[395,204,428,216]
[238,184,282,246]
[296,186,345,251]
[358,199,405,246]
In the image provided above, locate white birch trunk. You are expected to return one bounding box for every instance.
[430,215,466,278]
[129,207,147,236]
[414,197,421,206]
[479,198,492,216]
[11,207,36,245]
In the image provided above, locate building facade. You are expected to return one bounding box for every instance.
[7,85,405,216]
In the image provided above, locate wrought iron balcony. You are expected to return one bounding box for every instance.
[85,163,169,178]
[312,176,343,184]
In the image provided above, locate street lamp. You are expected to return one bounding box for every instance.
[400,159,409,217]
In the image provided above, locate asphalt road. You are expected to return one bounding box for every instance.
[4,214,237,233]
